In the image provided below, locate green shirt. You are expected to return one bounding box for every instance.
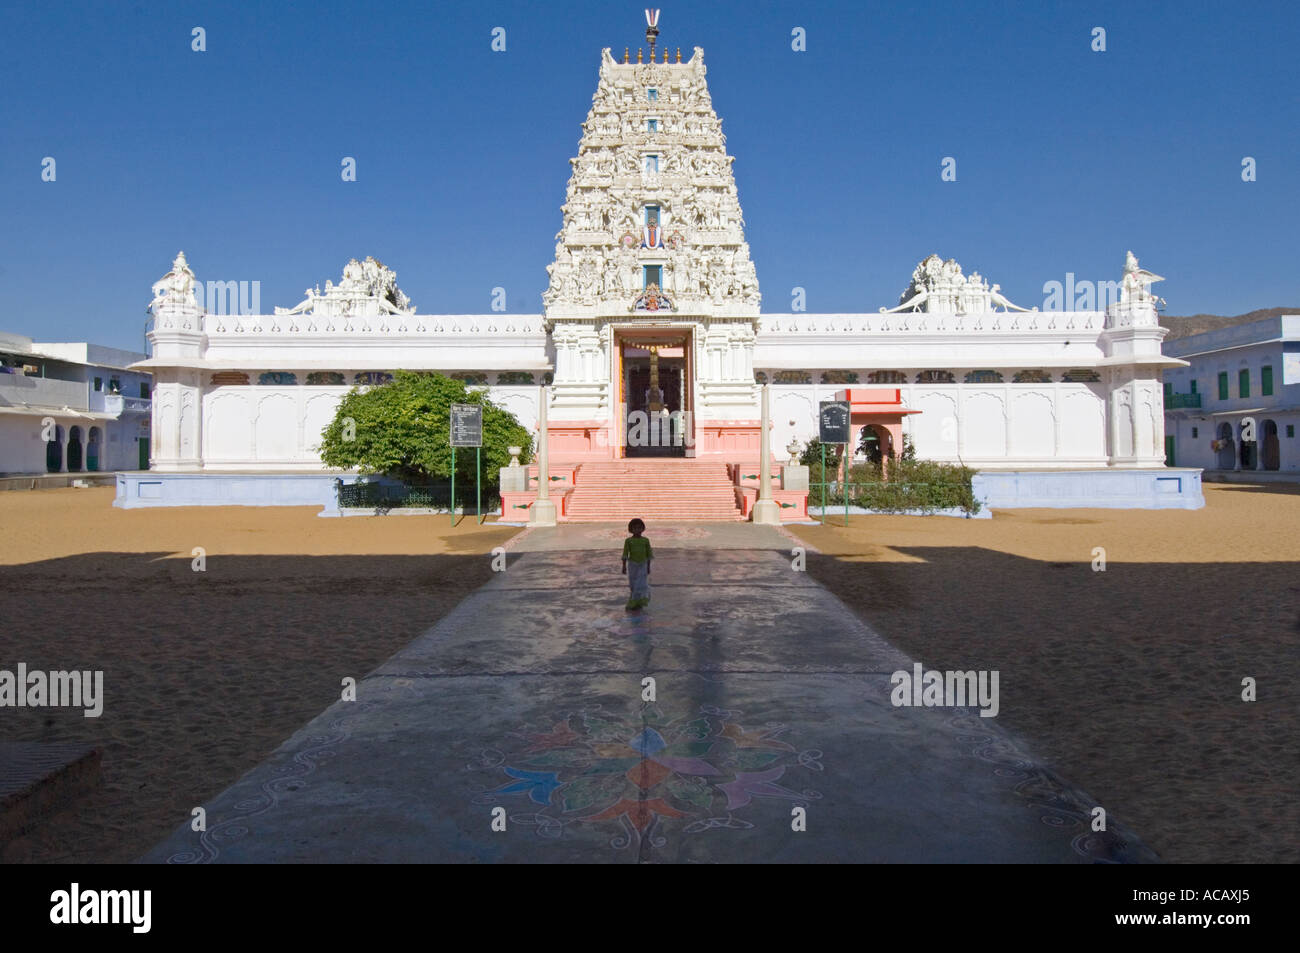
[622,536,653,563]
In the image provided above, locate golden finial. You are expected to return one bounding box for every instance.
[623,47,629,63]
[637,48,643,63]
[676,48,682,63]
[662,48,669,63]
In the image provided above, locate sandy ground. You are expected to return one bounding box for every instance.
[787,483,1300,864]
[0,488,519,863]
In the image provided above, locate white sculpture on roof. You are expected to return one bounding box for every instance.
[151,251,198,308]
[275,257,415,317]
[1120,250,1165,307]
[880,254,1035,314]
[149,251,204,329]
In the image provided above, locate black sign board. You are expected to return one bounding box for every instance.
[450,403,483,447]
[818,400,851,444]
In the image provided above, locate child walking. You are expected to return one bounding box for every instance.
[621,518,653,610]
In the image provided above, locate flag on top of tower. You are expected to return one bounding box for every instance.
[645,8,660,58]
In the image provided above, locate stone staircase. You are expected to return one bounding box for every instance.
[563,460,744,522]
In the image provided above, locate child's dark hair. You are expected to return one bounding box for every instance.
[628,518,645,533]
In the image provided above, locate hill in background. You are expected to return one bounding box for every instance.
[1160,307,1299,341]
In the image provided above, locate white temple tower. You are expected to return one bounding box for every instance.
[542,38,763,459]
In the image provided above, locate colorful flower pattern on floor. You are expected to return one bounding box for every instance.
[470,705,823,848]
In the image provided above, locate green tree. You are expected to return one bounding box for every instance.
[319,371,533,486]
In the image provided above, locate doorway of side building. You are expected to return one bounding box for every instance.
[138,436,150,470]
[87,426,102,472]
[860,424,896,465]
[1164,435,1175,467]
[1215,422,1235,469]
[1238,420,1256,469]
[1261,419,1280,471]
[67,425,83,472]
[617,329,693,458]
[45,424,64,472]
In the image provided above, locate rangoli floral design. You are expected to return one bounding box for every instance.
[469,705,823,849]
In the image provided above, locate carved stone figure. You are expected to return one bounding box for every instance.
[988,284,1032,313]
[672,245,692,296]
[340,259,366,291]
[1120,250,1164,305]
[618,245,637,294]
[577,258,598,301]
[150,251,201,314]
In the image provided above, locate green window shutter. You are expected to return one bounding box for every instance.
[1238,368,1249,398]
[1217,372,1228,400]
[1261,365,1273,396]
[1190,379,1197,394]
[1163,381,1173,401]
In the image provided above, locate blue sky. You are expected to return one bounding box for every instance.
[3,0,1297,351]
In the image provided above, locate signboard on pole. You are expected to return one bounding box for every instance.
[818,400,850,445]
[450,403,483,447]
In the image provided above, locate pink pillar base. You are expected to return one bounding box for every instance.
[693,420,763,458]
[546,421,617,460]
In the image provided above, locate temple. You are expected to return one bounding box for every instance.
[123,21,1202,516]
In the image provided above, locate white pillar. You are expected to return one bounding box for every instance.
[752,383,781,524]
[530,385,558,526]
[1004,385,1014,457]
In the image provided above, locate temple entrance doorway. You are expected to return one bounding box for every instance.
[616,328,693,458]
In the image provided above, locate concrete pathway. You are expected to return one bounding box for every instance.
[143,524,1156,863]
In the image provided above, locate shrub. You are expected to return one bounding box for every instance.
[320,371,533,488]
[813,456,981,516]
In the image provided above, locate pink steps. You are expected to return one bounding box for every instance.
[563,460,744,522]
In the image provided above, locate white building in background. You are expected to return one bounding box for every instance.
[1162,315,1300,473]
[124,31,1202,512]
[0,331,152,475]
